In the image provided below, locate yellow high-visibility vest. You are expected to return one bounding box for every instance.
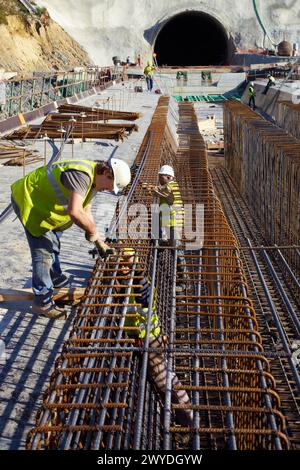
[160,180,184,228]
[124,282,160,339]
[11,160,96,237]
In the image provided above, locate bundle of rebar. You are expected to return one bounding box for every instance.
[6,125,127,142]
[0,141,42,166]
[58,103,141,121]
[26,97,289,450]
[6,109,138,142]
[224,101,300,275]
[45,114,138,133]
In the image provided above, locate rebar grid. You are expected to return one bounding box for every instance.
[223,100,300,277]
[26,98,290,451]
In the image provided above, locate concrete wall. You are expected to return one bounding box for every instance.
[242,79,300,116]
[36,0,300,66]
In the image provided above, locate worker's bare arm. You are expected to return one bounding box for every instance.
[152,186,174,204]
[141,183,174,204]
[68,192,96,234]
[84,203,95,222]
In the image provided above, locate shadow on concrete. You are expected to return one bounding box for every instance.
[0,305,74,449]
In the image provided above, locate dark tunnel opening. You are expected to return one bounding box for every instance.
[154,11,229,66]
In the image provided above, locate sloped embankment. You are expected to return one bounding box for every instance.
[0,13,91,72]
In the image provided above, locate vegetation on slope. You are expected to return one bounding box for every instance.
[0,0,28,24]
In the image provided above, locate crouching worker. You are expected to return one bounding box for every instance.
[11,158,131,319]
[118,248,193,428]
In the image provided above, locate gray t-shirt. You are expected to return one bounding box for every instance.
[61,169,95,200]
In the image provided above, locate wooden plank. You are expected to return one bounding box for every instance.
[206,142,224,150]
[0,287,86,302]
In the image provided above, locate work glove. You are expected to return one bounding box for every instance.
[85,232,115,258]
[85,232,100,243]
[141,182,156,194]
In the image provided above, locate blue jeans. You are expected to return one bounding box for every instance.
[12,198,63,305]
[146,76,153,91]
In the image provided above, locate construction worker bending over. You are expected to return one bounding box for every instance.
[118,248,193,428]
[143,61,156,92]
[11,158,131,319]
[142,165,186,293]
[263,74,275,95]
[248,82,256,110]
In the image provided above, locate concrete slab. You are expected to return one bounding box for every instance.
[241,79,300,114]
[194,102,224,151]
[158,71,245,97]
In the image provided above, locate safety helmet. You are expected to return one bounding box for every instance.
[122,247,135,256]
[267,74,271,78]
[109,158,131,195]
[250,82,254,87]
[147,61,152,66]
[120,247,139,263]
[158,165,174,177]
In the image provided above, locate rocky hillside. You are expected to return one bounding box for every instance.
[0,1,91,72]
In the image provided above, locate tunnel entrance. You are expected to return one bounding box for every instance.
[154,11,229,66]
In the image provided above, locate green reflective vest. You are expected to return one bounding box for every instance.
[160,180,184,228]
[248,86,255,97]
[11,160,96,237]
[124,281,160,339]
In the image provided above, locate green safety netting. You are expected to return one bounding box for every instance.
[173,95,241,102]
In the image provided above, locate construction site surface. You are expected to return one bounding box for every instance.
[0,72,299,452]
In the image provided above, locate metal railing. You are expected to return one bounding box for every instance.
[0,66,126,120]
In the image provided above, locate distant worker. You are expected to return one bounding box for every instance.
[136,54,141,67]
[40,8,50,26]
[292,43,298,57]
[143,61,156,92]
[118,248,193,429]
[141,165,186,293]
[11,158,131,319]
[126,56,130,65]
[248,82,256,110]
[263,74,276,95]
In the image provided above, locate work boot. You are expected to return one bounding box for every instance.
[174,432,193,449]
[32,300,68,319]
[52,274,70,289]
[176,284,193,294]
[176,284,185,293]
[55,296,81,307]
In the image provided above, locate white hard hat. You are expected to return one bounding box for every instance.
[250,82,254,86]
[159,165,174,177]
[110,158,131,194]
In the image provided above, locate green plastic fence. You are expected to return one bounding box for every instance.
[173,94,241,103]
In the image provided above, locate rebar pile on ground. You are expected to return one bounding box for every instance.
[0,141,42,166]
[45,114,138,132]
[26,98,290,450]
[6,126,127,142]
[224,101,300,276]
[274,101,300,139]
[58,103,141,121]
[6,106,139,142]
